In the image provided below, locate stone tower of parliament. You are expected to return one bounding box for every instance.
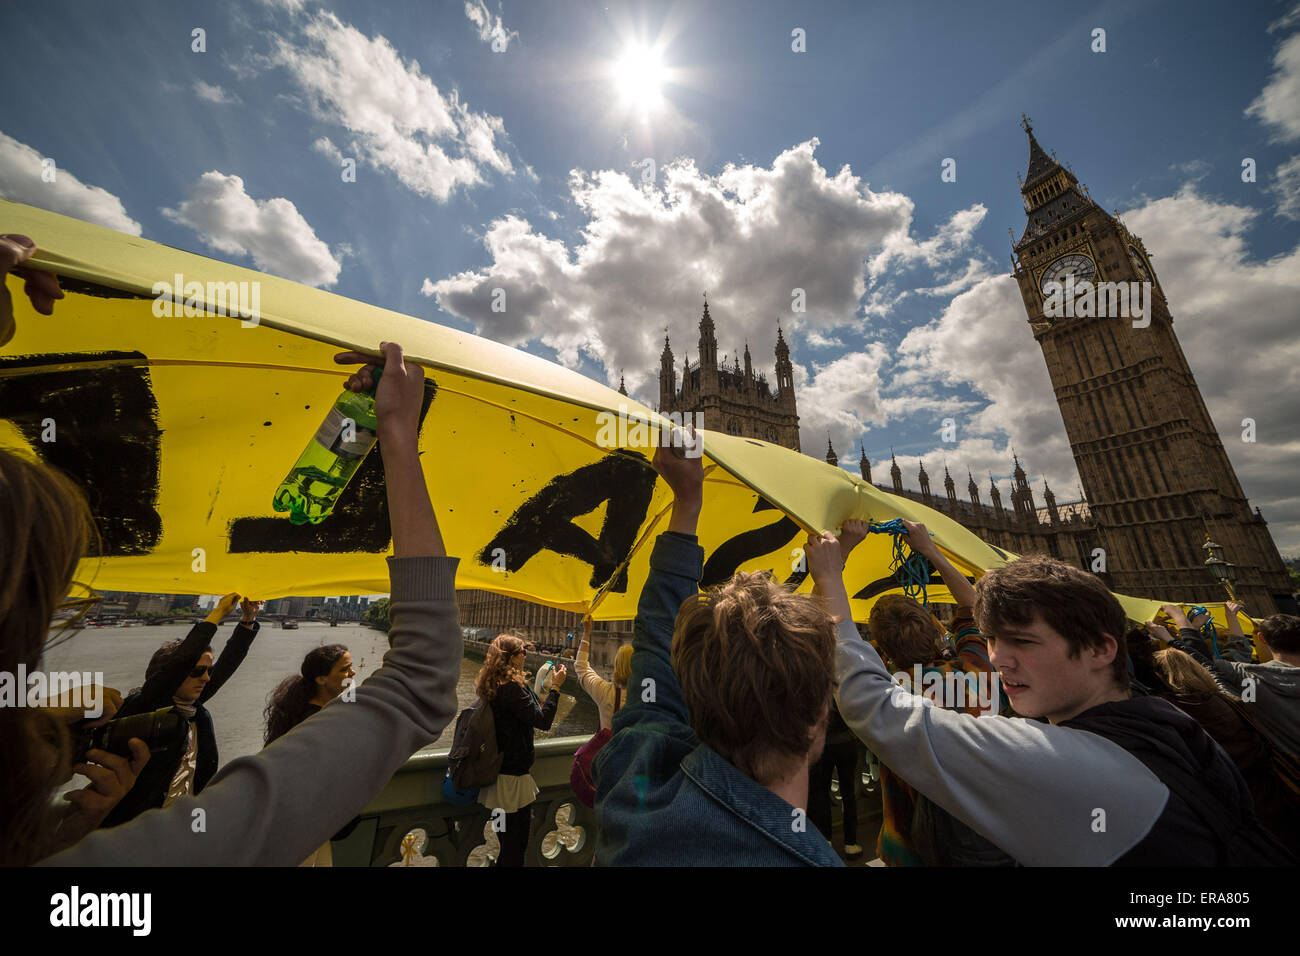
[656,298,801,449]
[1008,118,1293,614]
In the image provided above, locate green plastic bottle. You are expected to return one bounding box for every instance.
[272,368,382,525]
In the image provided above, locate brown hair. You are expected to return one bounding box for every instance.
[0,450,97,865]
[1257,614,1300,655]
[974,555,1130,691]
[867,594,944,670]
[1152,648,1229,702]
[671,571,837,786]
[475,633,528,702]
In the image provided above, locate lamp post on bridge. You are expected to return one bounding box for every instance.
[1202,535,1237,602]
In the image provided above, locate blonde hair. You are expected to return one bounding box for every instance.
[671,571,836,786]
[0,450,97,865]
[613,644,633,686]
[868,594,944,670]
[1152,647,1230,702]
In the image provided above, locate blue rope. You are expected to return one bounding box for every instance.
[1185,605,1222,659]
[867,519,933,607]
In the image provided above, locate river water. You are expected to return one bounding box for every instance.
[43,621,599,774]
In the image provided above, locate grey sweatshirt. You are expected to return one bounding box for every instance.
[836,618,1171,866]
[43,555,461,867]
[1187,629,1300,759]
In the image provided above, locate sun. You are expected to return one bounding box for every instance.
[611,43,666,113]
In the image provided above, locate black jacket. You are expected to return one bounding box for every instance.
[1062,696,1261,865]
[490,681,558,775]
[101,619,259,828]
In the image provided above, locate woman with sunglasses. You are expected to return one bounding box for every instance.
[98,594,263,828]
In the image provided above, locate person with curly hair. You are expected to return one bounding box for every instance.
[474,633,566,866]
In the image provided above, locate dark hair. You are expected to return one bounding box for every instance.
[1258,614,1300,655]
[868,594,945,670]
[144,638,213,691]
[975,555,1130,691]
[264,644,350,745]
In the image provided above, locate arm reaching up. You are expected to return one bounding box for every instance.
[336,341,443,559]
[901,520,975,609]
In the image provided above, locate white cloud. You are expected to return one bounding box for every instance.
[424,139,955,393]
[464,0,518,50]
[0,131,141,235]
[1246,29,1300,142]
[269,11,513,201]
[894,273,1078,495]
[311,136,344,164]
[793,346,890,453]
[1121,186,1300,551]
[161,171,341,287]
[194,81,239,105]
[867,203,988,274]
[1269,153,1300,220]
[803,329,844,349]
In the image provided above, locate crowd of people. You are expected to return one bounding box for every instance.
[2,232,1298,867]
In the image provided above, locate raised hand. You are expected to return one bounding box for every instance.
[1,234,63,347]
[1160,604,1191,628]
[900,519,937,558]
[334,341,425,444]
[206,592,241,624]
[654,424,704,536]
[839,518,868,564]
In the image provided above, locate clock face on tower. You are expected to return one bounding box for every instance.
[1128,245,1151,283]
[1040,253,1096,295]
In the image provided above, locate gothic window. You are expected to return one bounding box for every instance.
[727,418,740,436]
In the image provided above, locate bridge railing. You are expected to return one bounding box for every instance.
[332,736,597,867]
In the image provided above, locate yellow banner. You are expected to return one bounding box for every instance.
[1,200,1231,630]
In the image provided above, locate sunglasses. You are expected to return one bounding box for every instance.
[188,664,214,679]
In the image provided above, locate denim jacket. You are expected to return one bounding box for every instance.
[593,531,843,866]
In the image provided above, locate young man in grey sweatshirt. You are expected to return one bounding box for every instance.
[812,527,1286,866]
[43,343,462,867]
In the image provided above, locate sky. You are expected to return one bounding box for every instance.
[3,0,1300,556]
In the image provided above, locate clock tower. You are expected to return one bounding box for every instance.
[1011,117,1294,613]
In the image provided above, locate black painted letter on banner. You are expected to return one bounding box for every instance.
[700,497,803,589]
[228,380,438,553]
[0,352,162,555]
[478,452,657,592]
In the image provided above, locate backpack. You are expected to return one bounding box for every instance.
[911,793,1018,866]
[570,685,621,808]
[447,696,503,792]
